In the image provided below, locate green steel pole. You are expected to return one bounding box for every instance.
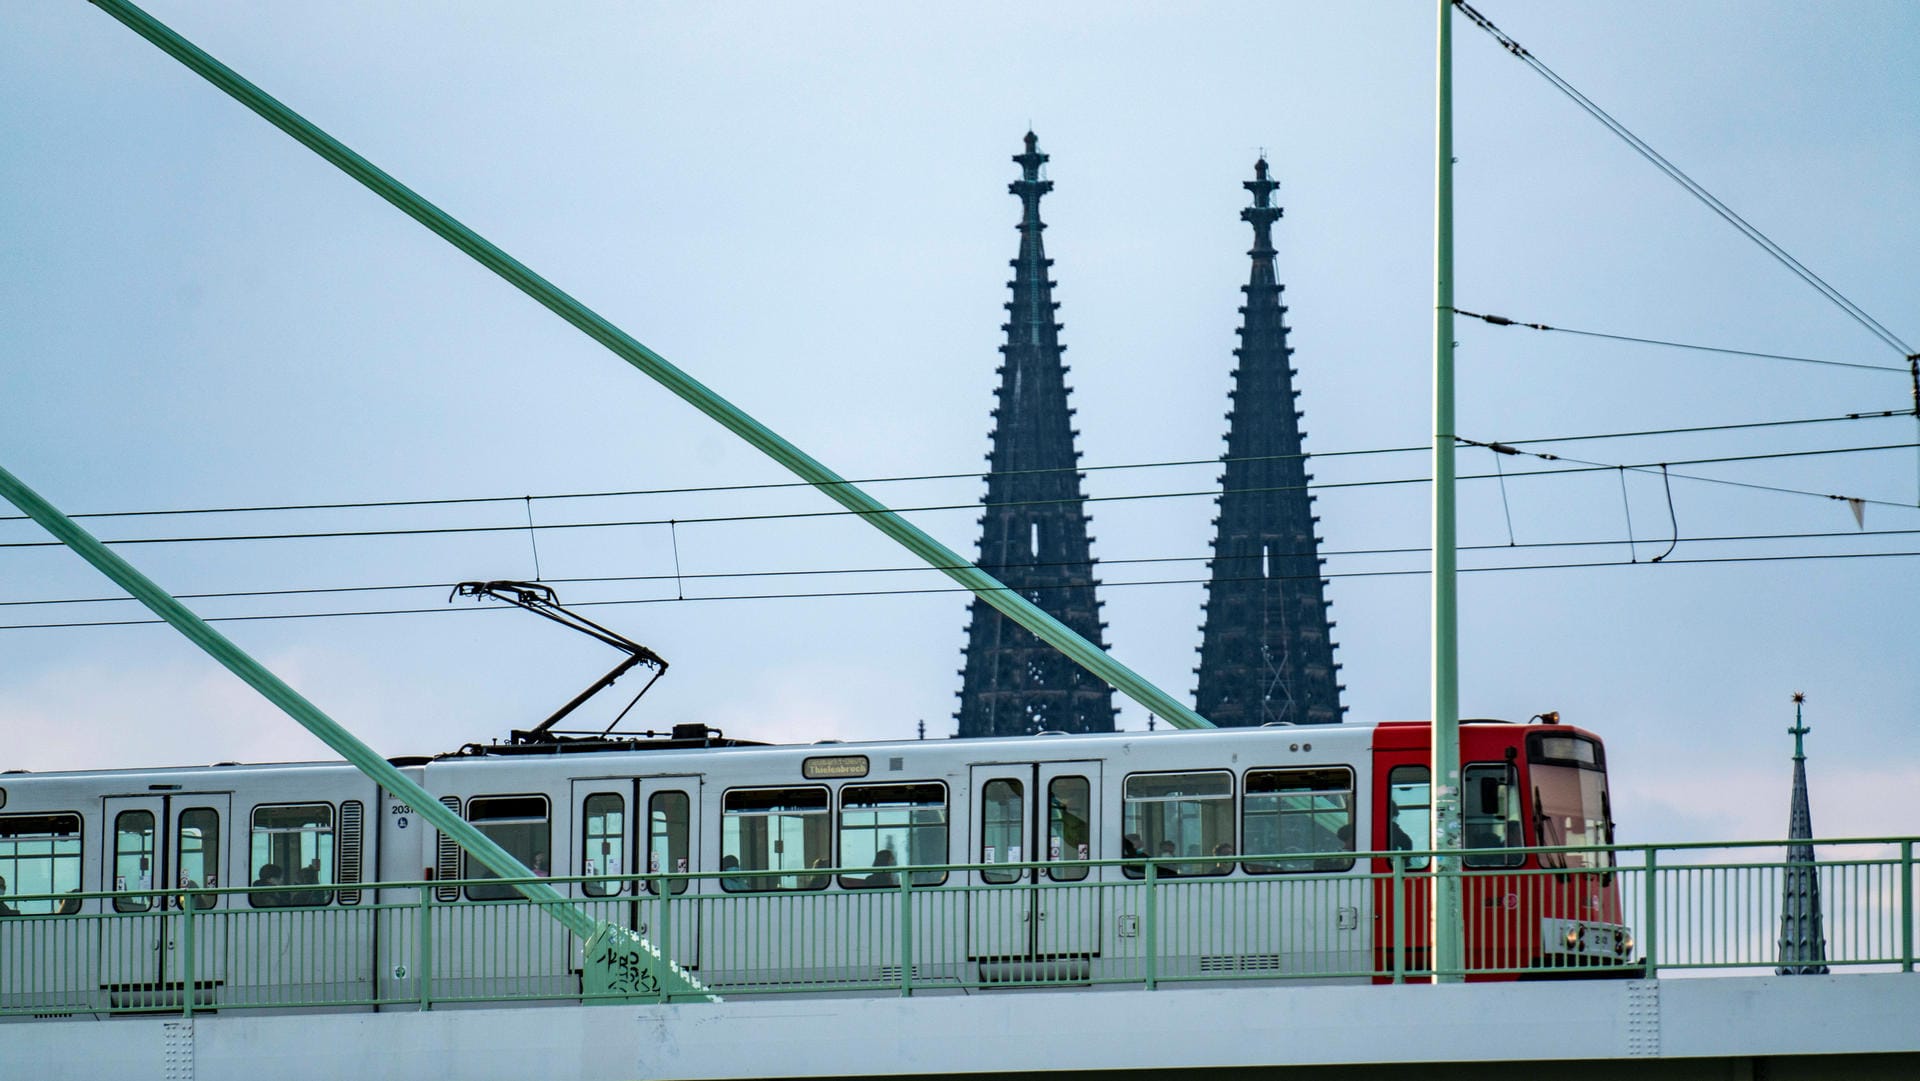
[1429,0,1466,983]
[1143,861,1158,991]
[180,901,195,1018]
[1642,847,1659,978]
[85,0,1215,732]
[1900,839,1913,974]
[418,885,434,1010]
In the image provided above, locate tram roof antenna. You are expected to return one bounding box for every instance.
[453,580,669,744]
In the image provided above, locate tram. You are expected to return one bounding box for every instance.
[0,715,1630,1015]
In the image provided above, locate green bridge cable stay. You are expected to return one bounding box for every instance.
[85,0,1216,733]
[0,463,717,1004]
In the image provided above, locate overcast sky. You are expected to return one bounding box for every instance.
[2,2,1915,847]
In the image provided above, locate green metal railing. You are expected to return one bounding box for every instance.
[2,837,1912,1016]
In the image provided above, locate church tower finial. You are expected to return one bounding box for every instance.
[1194,157,1344,726]
[1242,155,1281,253]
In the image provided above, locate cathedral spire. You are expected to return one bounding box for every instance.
[1193,156,1344,727]
[955,134,1115,738]
[1777,692,1829,974]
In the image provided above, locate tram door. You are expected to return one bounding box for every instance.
[100,793,233,1008]
[966,762,1102,968]
[568,776,701,972]
[1370,754,1432,979]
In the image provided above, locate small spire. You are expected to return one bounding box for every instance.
[1777,691,1829,975]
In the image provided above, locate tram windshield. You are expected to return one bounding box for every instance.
[1528,735,1612,870]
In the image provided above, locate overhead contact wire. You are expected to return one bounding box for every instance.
[1453,1,1914,359]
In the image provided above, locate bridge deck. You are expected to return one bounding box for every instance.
[8,974,1917,1081]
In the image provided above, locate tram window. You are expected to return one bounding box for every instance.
[113,809,156,912]
[465,795,550,901]
[581,793,625,897]
[979,779,1024,885]
[178,807,220,908]
[1046,776,1091,882]
[250,804,335,907]
[1531,758,1612,871]
[0,813,82,915]
[1462,764,1524,869]
[839,782,947,888]
[1242,768,1355,874]
[1122,771,1233,878]
[1386,766,1430,870]
[721,787,829,892]
[647,791,690,896]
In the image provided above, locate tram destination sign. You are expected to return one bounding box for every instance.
[803,755,870,779]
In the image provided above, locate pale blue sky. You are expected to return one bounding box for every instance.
[2,2,1915,844]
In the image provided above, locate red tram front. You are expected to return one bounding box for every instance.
[1369,720,1631,981]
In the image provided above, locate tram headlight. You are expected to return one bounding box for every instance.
[1565,924,1585,952]
[1619,929,1634,956]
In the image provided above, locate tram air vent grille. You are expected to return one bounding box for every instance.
[435,796,462,901]
[1200,954,1284,973]
[336,800,364,905]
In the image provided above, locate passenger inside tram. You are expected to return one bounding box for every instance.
[1211,842,1236,875]
[252,863,284,906]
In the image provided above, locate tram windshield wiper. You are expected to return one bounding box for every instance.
[452,580,669,744]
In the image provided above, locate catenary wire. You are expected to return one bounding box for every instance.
[0,409,1904,527]
[2,441,1912,551]
[6,525,1918,611]
[1452,1,1915,359]
[4,547,1917,631]
[1453,309,1912,375]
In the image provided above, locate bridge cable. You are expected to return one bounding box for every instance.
[1452,1,1915,359]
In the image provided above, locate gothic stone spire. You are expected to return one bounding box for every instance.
[1193,157,1345,727]
[1777,692,1829,974]
[955,133,1115,738]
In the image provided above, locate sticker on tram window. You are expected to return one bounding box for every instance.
[586,859,599,875]
[675,857,687,873]
[802,755,870,780]
[1077,843,1089,860]
[1007,846,1021,863]
[983,847,996,864]
[1049,837,1062,860]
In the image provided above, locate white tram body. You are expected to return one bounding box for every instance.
[0,718,1624,1015]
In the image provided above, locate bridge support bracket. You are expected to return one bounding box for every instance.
[1626,978,1661,1057]
[163,1018,195,1081]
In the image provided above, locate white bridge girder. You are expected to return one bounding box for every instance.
[6,975,1919,1081]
